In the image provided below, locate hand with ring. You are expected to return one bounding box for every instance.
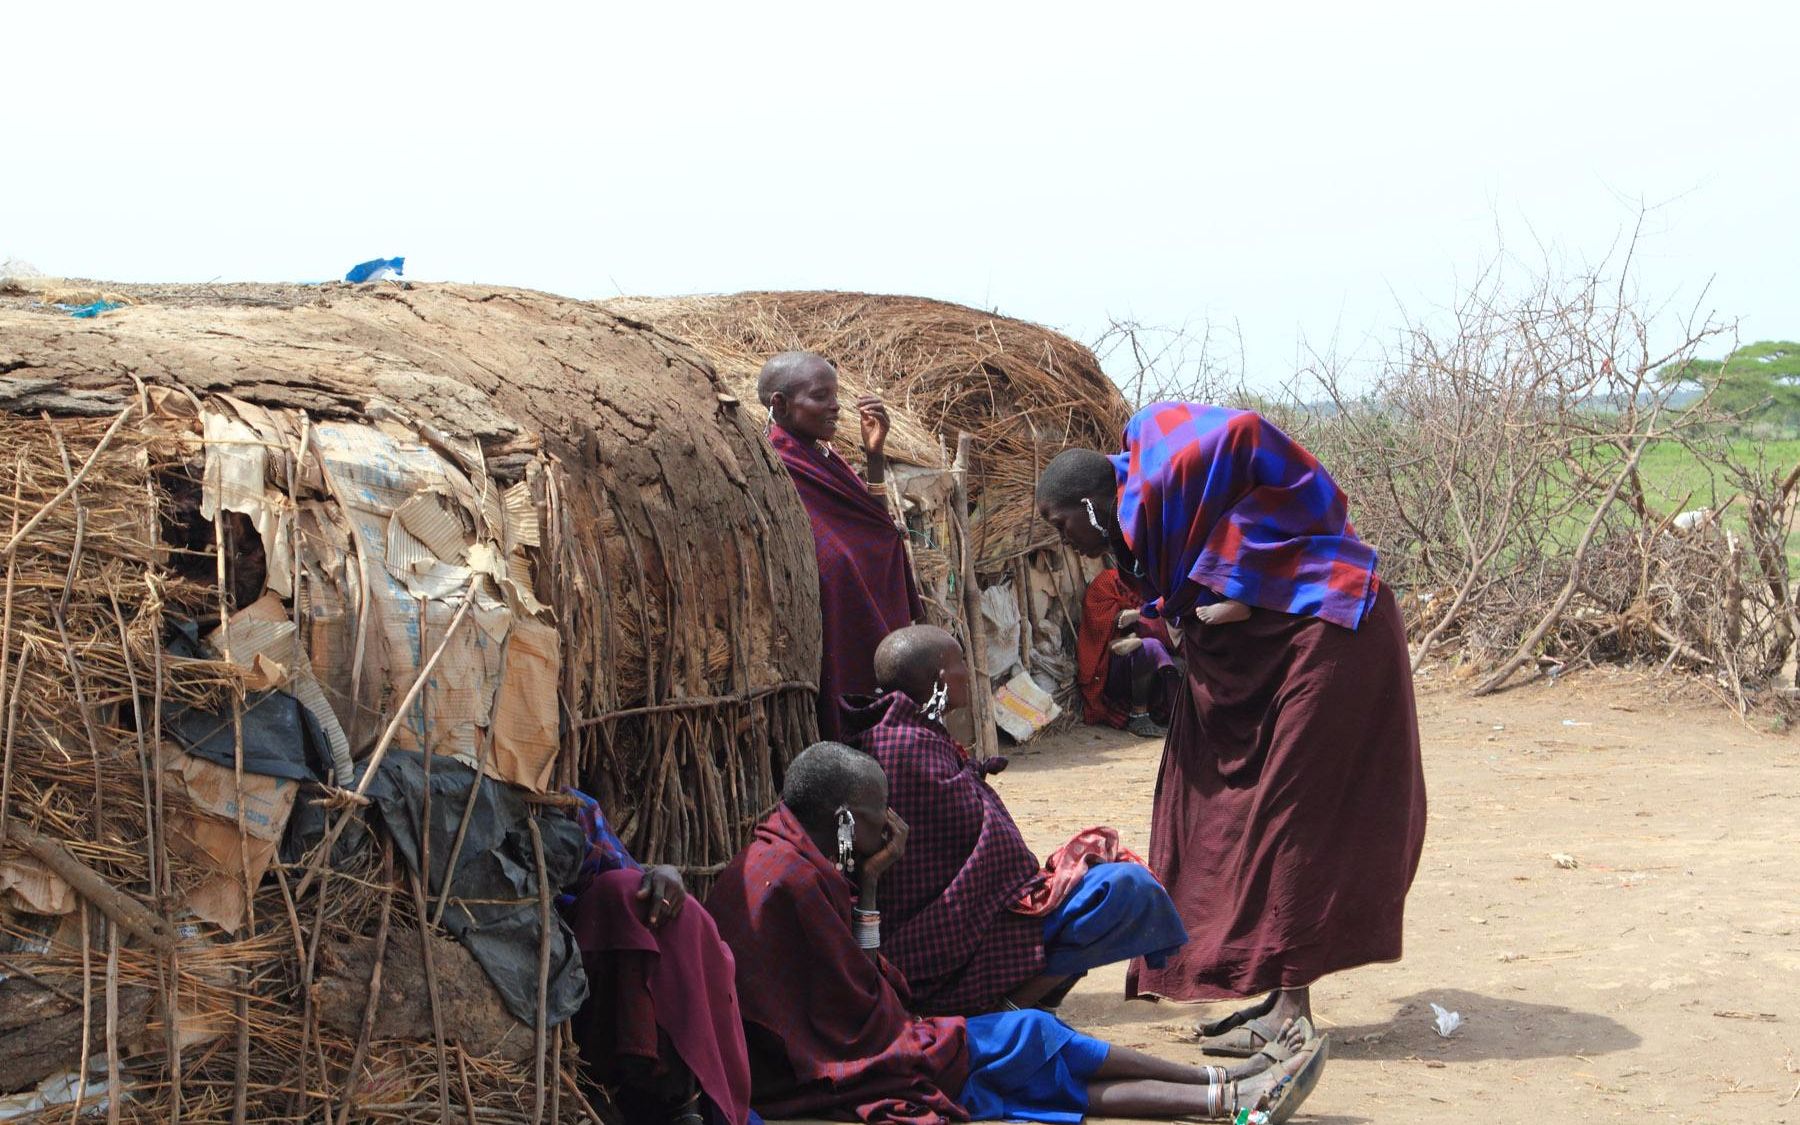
[636,864,687,926]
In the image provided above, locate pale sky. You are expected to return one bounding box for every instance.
[6,2,1795,386]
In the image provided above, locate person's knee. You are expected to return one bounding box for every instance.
[1097,861,1165,897]
[581,867,645,909]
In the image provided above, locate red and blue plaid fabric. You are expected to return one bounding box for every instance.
[842,692,1047,1015]
[1112,402,1379,630]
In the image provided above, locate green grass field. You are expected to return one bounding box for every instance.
[1633,437,1800,568]
[1634,438,1800,510]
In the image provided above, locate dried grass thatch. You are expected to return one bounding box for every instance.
[604,291,1131,572]
[0,280,824,1121]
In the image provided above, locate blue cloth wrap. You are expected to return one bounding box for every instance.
[1041,862,1188,977]
[959,1009,1110,1122]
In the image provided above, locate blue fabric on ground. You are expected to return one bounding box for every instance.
[1041,862,1189,977]
[959,1009,1110,1123]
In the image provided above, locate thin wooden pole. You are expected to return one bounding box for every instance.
[951,433,1000,759]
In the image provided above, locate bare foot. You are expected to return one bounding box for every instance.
[1194,599,1251,626]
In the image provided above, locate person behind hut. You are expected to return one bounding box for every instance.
[705,742,1328,1124]
[1077,567,1225,737]
[561,791,757,1125]
[840,624,1191,1016]
[1033,402,1427,1055]
[758,350,924,740]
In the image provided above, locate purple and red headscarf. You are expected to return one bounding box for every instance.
[1112,402,1378,630]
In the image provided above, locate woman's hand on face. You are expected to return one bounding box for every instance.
[636,864,687,926]
[860,809,910,883]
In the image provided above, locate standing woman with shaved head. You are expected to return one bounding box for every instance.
[759,351,924,739]
[1035,403,1426,1054]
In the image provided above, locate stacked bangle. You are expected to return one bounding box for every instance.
[852,907,881,950]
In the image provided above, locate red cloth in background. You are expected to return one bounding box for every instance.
[1077,569,1140,729]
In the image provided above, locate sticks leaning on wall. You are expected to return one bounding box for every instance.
[951,433,1001,759]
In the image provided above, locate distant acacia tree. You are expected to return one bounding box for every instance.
[1662,340,1800,431]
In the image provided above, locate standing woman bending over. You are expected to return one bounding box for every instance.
[1035,402,1427,1055]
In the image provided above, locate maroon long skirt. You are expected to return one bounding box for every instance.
[1128,584,1426,1001]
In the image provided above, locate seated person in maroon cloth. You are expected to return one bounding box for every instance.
[842,625,1193,1017]
[758,351,924,739]
[705,742,1327,1124]
[561,791,755,1125]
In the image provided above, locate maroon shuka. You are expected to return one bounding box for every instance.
[842,692,1047,1014]
[567,869,754,1125]
[706,804,971,1124]
[1127,584,1428,1001]
[769,424,924,739]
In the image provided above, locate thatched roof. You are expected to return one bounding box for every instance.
[603,291,1131,570]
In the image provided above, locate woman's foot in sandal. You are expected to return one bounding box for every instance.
[1217,1017,1310,1079]
[1194,990,1277,1039]
[1200,1013,1304,1058]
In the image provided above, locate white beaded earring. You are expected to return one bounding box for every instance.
[1082,497,1106,534]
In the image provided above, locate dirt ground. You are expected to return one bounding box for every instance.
[981,669,1800,1124]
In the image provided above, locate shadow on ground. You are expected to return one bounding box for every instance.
[1322,988,1640,1062]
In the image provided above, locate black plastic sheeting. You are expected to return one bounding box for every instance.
[167,610,586,1027]
[362,750,589,1026]
[164,690,330,782]
[160,618,331,783]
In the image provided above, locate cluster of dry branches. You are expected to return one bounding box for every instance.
[1097,243,1799,712]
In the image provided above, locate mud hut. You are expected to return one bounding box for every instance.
[0,279,819,1121]
[604,292,1130,740]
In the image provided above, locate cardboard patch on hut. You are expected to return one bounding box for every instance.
[303,420,560,789]
[0,858,75,916]
[162,743,299,932]
[193,406,563,793]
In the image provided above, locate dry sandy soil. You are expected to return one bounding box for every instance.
[977,669,1799,1124]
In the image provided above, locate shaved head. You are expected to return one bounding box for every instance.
[1035,448,1116,508]
[756,351,836,407]
[782,740,885,831]
[874,624,961,697]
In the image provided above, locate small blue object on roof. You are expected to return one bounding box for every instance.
[345,256,405,283]
[59,300,125,318]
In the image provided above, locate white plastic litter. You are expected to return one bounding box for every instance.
[1430,1002,1463,1038]
[0,1070,110,1119]
[992,671,1060,743]
[980,583,1023,681]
